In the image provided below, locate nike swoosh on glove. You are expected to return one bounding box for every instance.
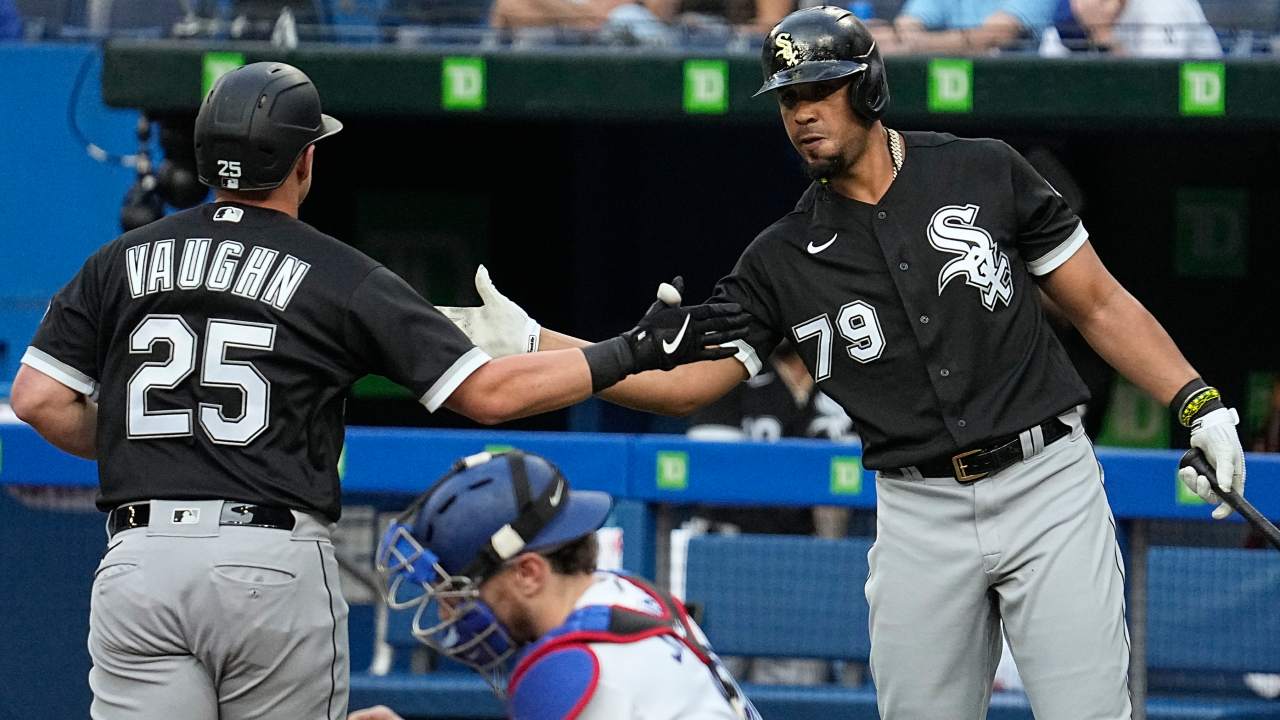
[436,265,540,358]
[1178,407,1246,520]
[623,298,750,372]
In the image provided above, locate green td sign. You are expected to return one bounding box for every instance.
[683,60,728,115]
[656,451,689,490]
[1180,62,1225,117]
[928,58,973,113]
[830,456,863,495]
[442,57,486,111]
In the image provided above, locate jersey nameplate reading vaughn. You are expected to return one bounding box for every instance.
[123,239,311,311]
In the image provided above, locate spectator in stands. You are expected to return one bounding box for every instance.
[684,340,856,685]
[0,0,22,39]
[488,0,645,33]
[871,0,1058,53]
[1047,0,1221,57]
[647,0,793,34]
[488,0,791,42]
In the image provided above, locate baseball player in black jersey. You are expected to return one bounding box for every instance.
[439,8,1248,719]
[8,62,748,720]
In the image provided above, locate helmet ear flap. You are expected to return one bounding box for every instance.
[850,61,889,120]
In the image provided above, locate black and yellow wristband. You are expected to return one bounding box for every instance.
[1170,378,1225,428]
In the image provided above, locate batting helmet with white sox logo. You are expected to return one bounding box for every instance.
[755,6,890,121]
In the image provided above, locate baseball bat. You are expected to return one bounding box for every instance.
[1180,448,1280,552]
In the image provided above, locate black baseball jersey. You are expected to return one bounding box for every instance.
[709,132,1090,470]
[23,202,487,520]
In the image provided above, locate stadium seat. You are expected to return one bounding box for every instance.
[1198,0,1280,53]
[104,0,186,36]
[1198,0,1280,32]
[13,0,68,37]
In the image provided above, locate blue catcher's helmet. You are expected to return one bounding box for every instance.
[376,450,612,694]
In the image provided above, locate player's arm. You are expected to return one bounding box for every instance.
[448,305,747,423]
[437,268,748,416]
[1037,241,1195,405]
[350,267,747,425]
[11,364,98,459]
[13,252,105,460]
[1013,142,1242,518]
[540,328,749,416]
[444,348,592,424]
[1038,241,1243,517]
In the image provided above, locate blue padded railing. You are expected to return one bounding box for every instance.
[4,425,1277,523]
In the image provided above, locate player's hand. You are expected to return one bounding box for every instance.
[348,706,404,720]
[1179,407,1246,520]
[437,265,540,358]
[622,277,749,372]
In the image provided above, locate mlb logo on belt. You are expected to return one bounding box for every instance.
[171,508,201,524]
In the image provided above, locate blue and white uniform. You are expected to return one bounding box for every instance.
[507,572,759,720]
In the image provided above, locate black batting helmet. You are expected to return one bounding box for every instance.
[754,6,890,120]
[194,62,342,192]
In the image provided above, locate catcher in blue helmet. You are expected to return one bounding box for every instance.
[356,450,759,720]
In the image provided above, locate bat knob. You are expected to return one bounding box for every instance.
[1179,448,1216,484]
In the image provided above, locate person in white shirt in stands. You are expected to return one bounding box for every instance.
[1050,0,1221,57]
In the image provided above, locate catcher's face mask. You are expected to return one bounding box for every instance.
[377,522,515,693]
[375,450,578,695]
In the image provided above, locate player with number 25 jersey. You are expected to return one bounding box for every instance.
[26,201,482,520]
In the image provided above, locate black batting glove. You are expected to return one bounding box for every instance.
[623,302,747,371]
[582,277,751,393]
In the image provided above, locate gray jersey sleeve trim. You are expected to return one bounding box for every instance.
[21,346,98,396]
[726,339,763,378]
[419,347,493,412]
[1027,222,1088,277]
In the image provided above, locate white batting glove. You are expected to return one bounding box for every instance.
[1178,407,1246,520]
[437,265,540,358]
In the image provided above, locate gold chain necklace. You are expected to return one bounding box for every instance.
[886,128,904,179]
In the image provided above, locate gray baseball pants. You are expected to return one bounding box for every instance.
[867,411,1131,719]
[88,500,350,720]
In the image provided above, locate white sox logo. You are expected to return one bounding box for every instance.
[774,33,801,68]
[927,204,1013,311]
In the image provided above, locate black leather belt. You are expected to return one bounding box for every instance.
[107,501,296,537]
[913,418,1072,484]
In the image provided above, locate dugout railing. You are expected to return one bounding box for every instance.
[2,423,1278,718]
